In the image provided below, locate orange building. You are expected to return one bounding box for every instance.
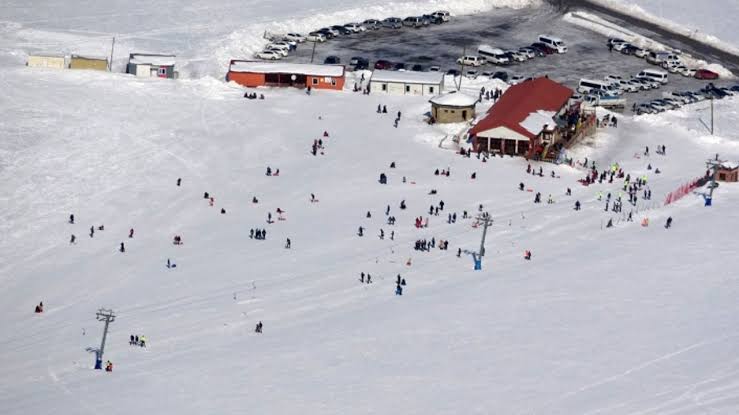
[226,60,345,90]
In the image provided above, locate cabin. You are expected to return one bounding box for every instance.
[69,55,109,71]
[27,54,66,69]
[226,60,345,90]
[126,53,177,78]
[429,92,477,123]
[717,162,738,182]
[468,77,592,160]
[369,70,444,96]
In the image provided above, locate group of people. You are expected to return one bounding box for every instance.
[250,228,267,240]
[129,334,147,347]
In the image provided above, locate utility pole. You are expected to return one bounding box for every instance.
[699,96,714,135]
[108,36,115,72]
[310,40,317,64]
[94,308,116,369]
[704,154,725,206]
[456,45,465,91]
[473,212,493,270]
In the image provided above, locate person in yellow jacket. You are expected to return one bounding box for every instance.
[139,335,147,348]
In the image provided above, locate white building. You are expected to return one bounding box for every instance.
[27,54,66,69]
[369,70,444,96]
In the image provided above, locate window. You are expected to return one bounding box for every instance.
[382,84,387,91]
[405,85,410,93]
[157,67,167,76]
[429,87,434,93]
[444,109,449,113]
[312,78,318,85]
[331,78,336,86]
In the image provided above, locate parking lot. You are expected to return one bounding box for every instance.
[280,4,735,113]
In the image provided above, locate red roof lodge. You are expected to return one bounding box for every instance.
[469,77,594,160]
[226,60,345,90]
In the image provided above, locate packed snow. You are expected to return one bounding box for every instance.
[2,0,739,414]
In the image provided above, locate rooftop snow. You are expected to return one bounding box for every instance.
[721,161,738,169]
[429,92,477,107]
[519,110,556,135]
[229,61,344,77]
[129,54,176,66]
[370,70,444,85]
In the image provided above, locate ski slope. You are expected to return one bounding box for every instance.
[2,1,739,414]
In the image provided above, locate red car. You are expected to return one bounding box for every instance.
[374,60,393,70]
[694,69,719,80]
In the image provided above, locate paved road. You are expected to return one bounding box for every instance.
[546,0,739,72]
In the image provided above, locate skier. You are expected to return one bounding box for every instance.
[379,229,384,240]
[665,216,672,229]
[367,274,372,284]
[471,172,477,179]
[390,231,394,240]
[119,242,125,253]
[311,193,316,203]
[177,178,181,186]
[524,250,532,260]
[130,334,135,345]
[382,105,387,113]
[35,302,43,313]
[358,226,364,237]
[129,228,134,238]
[400,200,406,210]
[566,187,571,196]
[69,214,75,224]
[366,211,372,218]
[606,218,613,228]
[285,238,291,249]
[519,182,524,191]
[249,229,254,239]
[70,234,76,244]
[457,248,461,257]
[255,321,263,333]
[266,167,272,176]
[221,208,226,214]
[139,335,146,347]
[105,361,113,372]
[377,104,381,113]
[395,285,403,296]
[90,226,94,238]
[204,192,209,199]
[574,200,581,211]
[360,272,365,283]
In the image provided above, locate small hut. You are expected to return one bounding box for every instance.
[27,54,66,69]
[429,92,477,123]
[717,162,738,182]
[69,55,109,71]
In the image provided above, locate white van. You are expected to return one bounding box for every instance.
[456,55,486,67]
[646,51,670,65]
[578,78,618,95]
[637,68,668,84]
[537,34,567,53]
[477,45,510,65]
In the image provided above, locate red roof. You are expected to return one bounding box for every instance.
[469,77,573,139]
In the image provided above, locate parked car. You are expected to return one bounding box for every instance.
[465,69,478,79]
[374,60,393,70]
[284,33,306,43]
[324,55,341,64]
[481,70,495,78]
[411,64,424,72]
[613,42,630,52]
[457,55,486,67]
[530,42,555,55]
[393,62,406,71]
[432,10,451,22]
[403,16,426,28]
[492,71,509,82]
[316,28,336,39]
[636,103,656,114]
[607,37,626,46]
[679,68,696,77]
[447,68,460,76]
[265,46,288,57]
[518,48,537,59]
[382,17,403,29]
[508,75,525,85]
[343,23,366,32]
[330,25,352,35]
[350,56,369,70]
[306,32,326,42]
[267,43,291,55]
[363,19,381,30]
[694,69,719,80]
[429,65,441,72]
[506,50,527,62]
[270,41,295,51]
[256,50,281,60]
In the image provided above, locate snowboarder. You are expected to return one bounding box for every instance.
[665,216,672,229]
[382,105,387,113]
[119,242,125,253]
[204,192,209,199]
[400,200,406,210]
[221,208,226,214]
[366,211,372,218]
[471,172,476,179]
[252,196,259,204]
[311,193,316,203]
[34,302,43,313]
[606,218,613,228]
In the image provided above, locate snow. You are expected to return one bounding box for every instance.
[3,0,739,414]
[429,91,477,107]
[590,0,739,56]
[229,61,344,77]
[128,54,176,66]
[370,69,444,84]
[721,161,738,170]
[519,109,556,135]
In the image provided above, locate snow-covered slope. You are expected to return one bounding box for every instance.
[590,0,739,55]
[2,1,739,414]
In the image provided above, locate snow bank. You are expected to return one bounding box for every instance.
[587,0,739,58]
[563,11,734,79]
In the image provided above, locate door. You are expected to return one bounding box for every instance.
[462,110,467,120]
[136,64,151,77]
